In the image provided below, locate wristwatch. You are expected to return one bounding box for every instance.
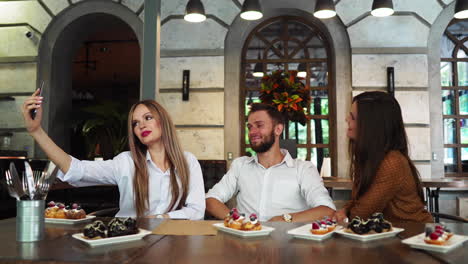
[283,213,293,222]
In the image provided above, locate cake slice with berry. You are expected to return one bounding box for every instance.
[242,213,262,231]
[310,217,336,235]
[424,225,453,245]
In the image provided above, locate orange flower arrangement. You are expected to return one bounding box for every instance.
[259,70,311,125]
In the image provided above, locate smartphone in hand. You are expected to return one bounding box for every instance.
[30,81,44,120]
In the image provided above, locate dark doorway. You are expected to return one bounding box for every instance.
[71,20,140,160]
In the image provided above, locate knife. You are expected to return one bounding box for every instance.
[9,162,25,198]
[24,161,36,199]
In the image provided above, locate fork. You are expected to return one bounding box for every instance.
[5,170,20,200]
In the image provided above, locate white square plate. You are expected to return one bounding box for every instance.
[213,223,274,237]
[335,227,404,242]
[287,224,338,241]
[402,233,468,253]
[72,228,152,247]
[45,215,96,224]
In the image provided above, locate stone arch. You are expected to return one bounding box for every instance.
[428,2,456,178]
[224,6,351,177]
[36,0,143,157]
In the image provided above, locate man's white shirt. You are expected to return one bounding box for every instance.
[206,149,336,221]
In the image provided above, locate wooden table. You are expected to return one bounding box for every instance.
[0,218,466,263]
[322,177,468,221]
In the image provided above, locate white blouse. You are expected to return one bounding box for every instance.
[57,151,205,220]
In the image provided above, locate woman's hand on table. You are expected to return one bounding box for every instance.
[333,209,348,225]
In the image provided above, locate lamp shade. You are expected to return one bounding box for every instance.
[297,63,307,78]
[240,0,263,20]
[314,0,336,19]
[253,62,264,77]
[371,0,394,17]
[455,0,468,19]
[184,0,206,23]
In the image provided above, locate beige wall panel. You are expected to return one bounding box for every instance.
[177,128,224,160]
[352,54,428,87]
[7,132,34,158]
[0,27,38,57]
[348,16,429,48]
[395,91,430,124]
[122,0,144,13]
[161,19,226,50]
[0,96,28,129]
[407,127,431,161]
[159,92,224,125]
[0,63,36,93]
[43,0,69,16]
[0,2,50,33]
[415,163,431,179]
[394,0,442,24]
[160,56,224,89]
[335,0,372,26]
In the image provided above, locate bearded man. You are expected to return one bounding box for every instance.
[206,103,335,222]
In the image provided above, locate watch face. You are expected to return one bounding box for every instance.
[283,214,292,221]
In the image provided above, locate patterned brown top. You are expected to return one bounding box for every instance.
[343,151,433,223]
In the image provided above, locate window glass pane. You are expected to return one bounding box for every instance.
[444,118,456,144]
[310,148,328,171]
[246,36,266,60]
[442,90,455,115]
[266,63,284,75]
[288,121,306,144]
[310,119,329,144]
[245,147,255,157]
[440,62,453,86]
[245,64,262,88]
[310,91,329,115]
[459,90,468,114]
[462,148,468,172]
[307,37,326,58]
[461,119,468,144]
[447,21,468,40]
[444,148,458,173]
[297,147,307,161]
[309,62,328,87]
[457,48,468,59]
[457,62,468,86]
[440,34,455,58]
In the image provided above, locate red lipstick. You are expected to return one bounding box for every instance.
[141,131,151,137]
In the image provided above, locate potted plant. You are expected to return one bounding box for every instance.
[258,70,311,157]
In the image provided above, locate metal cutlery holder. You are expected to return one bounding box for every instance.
[16,200,44,242]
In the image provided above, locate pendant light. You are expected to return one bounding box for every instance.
[252,53,264,78]
[313,0,336,19]
[371,0,394,17]
[184,0,206,23]
[455,0,468,19]
[297,63,307,78]
[240,0,263,20]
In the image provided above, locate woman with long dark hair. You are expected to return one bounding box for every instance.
[22,90,205,219]
[334,91,432,223]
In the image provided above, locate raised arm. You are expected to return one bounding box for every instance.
[22,90,72,173]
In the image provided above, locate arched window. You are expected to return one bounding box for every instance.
[240,16,335,172]
[440,19,468,176]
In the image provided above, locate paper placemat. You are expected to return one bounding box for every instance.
[152,220,220,236]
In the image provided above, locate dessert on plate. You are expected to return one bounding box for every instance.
[224,208,262,231]
[310,217,337,235]
[44,201,86,219]
[424,224,453,245]
[346,213,392,235]
[83,217,138,239]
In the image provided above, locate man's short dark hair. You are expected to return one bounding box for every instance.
[248,103,284,125]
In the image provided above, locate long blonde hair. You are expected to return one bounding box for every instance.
[127,100,190,217]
